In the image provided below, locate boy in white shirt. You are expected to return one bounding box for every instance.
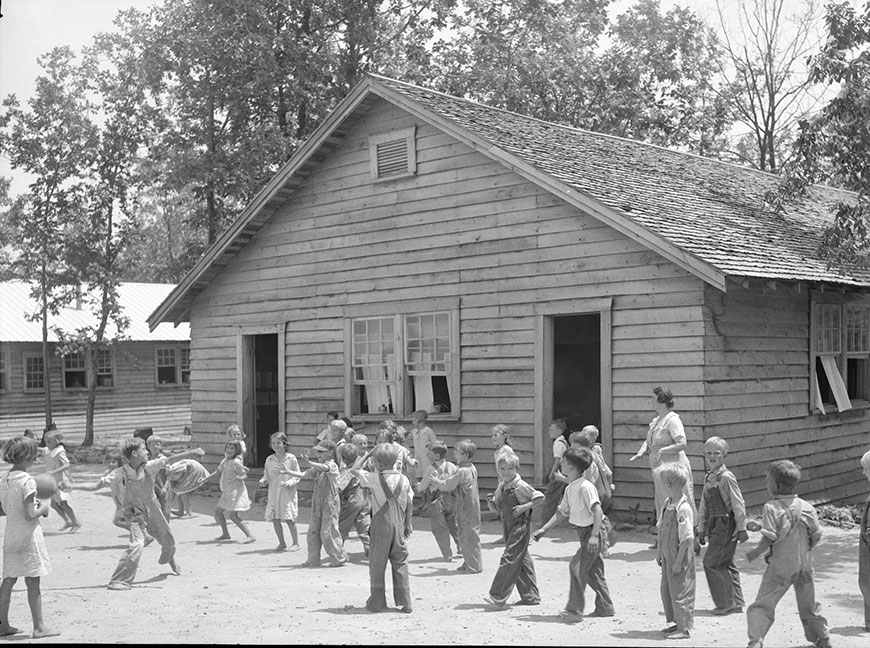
[533,447,614,622]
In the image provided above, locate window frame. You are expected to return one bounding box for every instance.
[95,348,115,388]
[810,291,870,414]
[344,301,460,421]
[368,126,416,182]
[61,351,87,391]
[23,352,45,393]
[155,344,190,388]
[0,344,6,393]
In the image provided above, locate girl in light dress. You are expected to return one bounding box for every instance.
[259,432,300,551]
[490,423,517,467]
[0,436,59,638]
[208,440,255,543]
[42,430,80,531]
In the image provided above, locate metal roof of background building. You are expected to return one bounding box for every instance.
[1,281,190,343]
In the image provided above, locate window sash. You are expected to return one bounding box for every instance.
[811,297,870,412]
[24,354,44,391]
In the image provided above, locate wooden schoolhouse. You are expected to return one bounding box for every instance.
[148,75,870,513]
[0,281,191,440]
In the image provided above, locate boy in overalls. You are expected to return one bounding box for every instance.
[696,436,748,615]
[656,463,696,639]
[417,442,461,561]
[432,440,482,573]
[337,444,371,558]
[352,443,413,613]
[745,459,831,648]
[107,439,205,590]
[484,452,543,607]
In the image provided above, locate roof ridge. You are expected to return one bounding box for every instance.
[367,73,857,200]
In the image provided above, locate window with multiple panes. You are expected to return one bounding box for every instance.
[811,295,870,413]
[369,127,416,180]
[155,345,190,386]
[96,348,114,387]
[62,352,87,389]
[24,353,45,392]
[348,310,458,417]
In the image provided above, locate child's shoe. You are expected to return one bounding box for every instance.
[711,604,743,615]
[666,630,691,640]
[747,641,763,648]
[814,639,832,648]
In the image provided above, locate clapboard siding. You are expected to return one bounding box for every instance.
[184,98,710,506]
[701,280,870,511]
[0,341,190,424]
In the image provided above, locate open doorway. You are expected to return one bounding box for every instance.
[549,315,601,472]
[241,333,279,468]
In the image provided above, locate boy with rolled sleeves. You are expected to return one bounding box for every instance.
[745,459,831,648]
[696,436,748,615]
[533,447,614,622]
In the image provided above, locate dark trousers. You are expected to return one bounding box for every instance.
[861,537,870,629]
[367,485,410,611]
[703,515,744,609]
[566,525,614,615]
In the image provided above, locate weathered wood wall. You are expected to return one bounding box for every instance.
[187,98,710,509]
[0,340,191,420]
[702,280,870,510]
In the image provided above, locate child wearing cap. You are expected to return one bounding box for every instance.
[284,439,347,567]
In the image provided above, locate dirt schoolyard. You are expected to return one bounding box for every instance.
[1,445,869,646]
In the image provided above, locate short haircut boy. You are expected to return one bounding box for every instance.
[496,452,520,470]
[704,436,729,453]
[551,418,567,432]
[371,443,400,470]
[339,443,359,465]
[3,436,38,464]
[569,430,586,446]
[270,431,288,447]
[455,439,476,459]
[428,441,448,459]
[351,433,369,446]
[412,410,429,421]
[579,425,599,445]
[121,438,146,460]
[767,459,800,493]
[656,462,690,487]
[860,449,870,467]
[561,447,592,474]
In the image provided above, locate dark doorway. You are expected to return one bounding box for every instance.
[552,314,601,435]
[252,334,279,468]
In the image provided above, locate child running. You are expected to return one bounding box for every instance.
[533,447,613,622]
[541,419,570,527]
[431,440,482,573]
[258,432,300,551]
[146,436,172,521]
[285,439,348,567]
[745,460,831,648]
[351,443,413,613]
[696,436,748,616]
[165,458,210,518]
[107,439,205,590]
[656,463,696,640]
[208,440,255,543]
[484,452,543,608]
[417,441,461,562]
[42,429,80,531]
[337,444,371,558]
[0,436,59,638]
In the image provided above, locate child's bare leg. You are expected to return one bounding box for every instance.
[59,502,80,530]
[286,521,299,547]
[50,501,70,527]
[229,512,255,542]
[25,577,58,638]
[214,508,230,539]
[181,494,192,516]
[272,521,286,550]
[0,577,20,635]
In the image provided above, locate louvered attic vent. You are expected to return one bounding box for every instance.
[369,126,416,180]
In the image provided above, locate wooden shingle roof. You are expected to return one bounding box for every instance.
[149,75,866,328]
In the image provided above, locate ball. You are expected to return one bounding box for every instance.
[33,474,58,499]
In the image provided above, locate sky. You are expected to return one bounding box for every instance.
[0,0,846,196]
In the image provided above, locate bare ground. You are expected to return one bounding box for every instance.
[0,457,868,646]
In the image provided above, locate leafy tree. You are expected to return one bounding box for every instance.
[426,0,732,155]
[768,0,870,272]
[712,0,825,170]
[0,47,96,430]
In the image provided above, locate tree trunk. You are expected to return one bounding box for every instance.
[83,347,97,447]
[40,265,53,431]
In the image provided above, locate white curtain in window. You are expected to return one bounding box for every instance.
[412,376,434,412]
[812,371,826,415]
[819,355,852,411]
[362,355,394,413]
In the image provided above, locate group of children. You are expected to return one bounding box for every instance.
[3,416,870,647]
